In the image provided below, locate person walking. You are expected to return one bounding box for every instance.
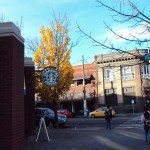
[141,104,150,142]
[104,105,112,130]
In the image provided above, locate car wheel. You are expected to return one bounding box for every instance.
[48,122,54,128]
[91,114,95,118]
[59,123,65,128]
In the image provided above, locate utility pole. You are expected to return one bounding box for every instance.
[82,55,87,116]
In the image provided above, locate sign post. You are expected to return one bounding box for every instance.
[36,67,59,142]
[131,100,135,115]
[83,99,87,116]
[144,54,150,61]
[143,54,150,63]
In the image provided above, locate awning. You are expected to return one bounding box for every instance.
[73,74,92,80]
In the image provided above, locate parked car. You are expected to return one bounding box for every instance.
[35,107,67,127]
[89,107,116,118]
[57,109,73,118]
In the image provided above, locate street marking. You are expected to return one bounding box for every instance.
[70,127,103,130]
[115,124,142,129]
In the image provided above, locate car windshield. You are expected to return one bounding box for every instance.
[58,109,65,112]
[96,108,102,111]
[101,107,106,111]
[38,108,54,114]
[45,109,54,114]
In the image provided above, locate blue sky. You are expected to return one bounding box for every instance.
[0,0,150,65]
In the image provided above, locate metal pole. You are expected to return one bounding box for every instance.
[132,103,135,115]
[131,100,135,115]
[82,55,87,116]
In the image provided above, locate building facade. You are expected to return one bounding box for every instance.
[95,49,150,112]
[60,63,98,115]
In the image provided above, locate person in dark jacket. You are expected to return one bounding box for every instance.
[141,104,150,142]
[104,105,112,130]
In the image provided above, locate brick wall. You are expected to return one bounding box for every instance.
[0,36,24,150]
[24,65,35,136]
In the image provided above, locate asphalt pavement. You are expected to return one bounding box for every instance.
[25,114,150,150]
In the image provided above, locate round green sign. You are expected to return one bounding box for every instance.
[41,67,59,86]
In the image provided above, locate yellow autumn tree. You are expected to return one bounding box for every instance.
[33,18,74,109]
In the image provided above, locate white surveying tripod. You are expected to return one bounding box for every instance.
[35,114,50,142]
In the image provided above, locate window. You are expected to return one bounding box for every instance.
[77,79,83,85]
[76,78,92,85]
[141,64,150,79]
[85,78,91,84]
[139,49,150,55]
[123,87,135,105]
[123,87,134,93]
[71,80,76,86]
[104,68,114,82]
[122,66,134,80]
[105,89,116,94]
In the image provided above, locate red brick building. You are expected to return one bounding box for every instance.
[60,63,98,115]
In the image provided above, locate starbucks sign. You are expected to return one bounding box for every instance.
[41,67,59,86]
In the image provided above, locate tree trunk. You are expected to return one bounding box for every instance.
[53,99,58,128]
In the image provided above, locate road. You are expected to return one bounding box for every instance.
[26,114,150,150]
[65,116,129,128]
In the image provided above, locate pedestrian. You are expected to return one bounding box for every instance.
[141,104,150,142]
[104,105,112,130]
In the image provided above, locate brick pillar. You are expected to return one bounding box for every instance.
[115,66,123,105]
[134,64,143,111]
[0,22,24,150]
[24,57,35,137]
[134,64,142,97]
[97,67,105,105]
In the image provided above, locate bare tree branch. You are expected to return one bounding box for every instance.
[103,21,150,43]
[15,16,24,30]
[96,0,150,45]
[26,37,39,53]
[77,24,138,57]
[0,13,5,22]
[78,0,150,60]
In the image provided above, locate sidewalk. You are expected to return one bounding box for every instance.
[25,115,150,150]
[76,112,142,118]
[116,112,142,117]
